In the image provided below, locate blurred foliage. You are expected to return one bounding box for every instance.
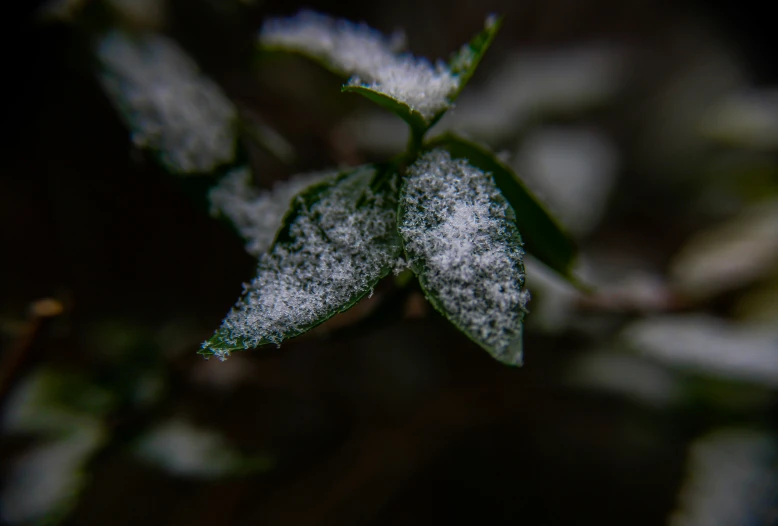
[2,0,777,524]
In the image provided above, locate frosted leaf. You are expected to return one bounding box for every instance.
[260,10,406,77]
[96,30,238,174]
[202,165,401,358]
[622,314,778,387]
[345,44,625,152]
[399,150,529,365]
[670,428,777,526]
[259,10,459,121]
[208,166,336,256]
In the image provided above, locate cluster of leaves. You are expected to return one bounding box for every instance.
[97,10,578,366]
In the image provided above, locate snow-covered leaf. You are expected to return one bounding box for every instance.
[259,9,407,79]
[200,165,402,359]
[259,10,498,125]
[426,133,581,286]
[96,30,238,175]
[208,166,335,256]
[398,149,529,365]
[345,44,626,153]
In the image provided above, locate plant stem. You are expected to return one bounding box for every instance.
[406,124,426,161]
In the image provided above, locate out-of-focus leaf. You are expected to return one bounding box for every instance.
[670,200,778,301]
[135,419,272,478]
[622,314,778,388]
[95,30,238,175]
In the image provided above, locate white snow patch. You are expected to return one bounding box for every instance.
[96,30,237,174]
[209,166,335,256]
[399,150,528,364]
[204,166,401,358]
[259,10,459,120]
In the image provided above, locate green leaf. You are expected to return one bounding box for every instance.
[200,164,402,359]
[426,133,582,286]
[448,15,503,101]
[341,85,429,138]
[398,149,529,366]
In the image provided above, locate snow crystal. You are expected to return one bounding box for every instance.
[209,166,335,256]
[203,166,401,358]
[259,10,459,120]
[96,31,237,174]
[399,150,529,364]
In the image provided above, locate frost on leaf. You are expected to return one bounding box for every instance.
[259,10,459,121]
[96,31,238,174]
[201,165,401,359]
[399,150,529,365]
[208,166,336,256]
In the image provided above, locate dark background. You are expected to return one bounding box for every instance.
[1,0,776,525]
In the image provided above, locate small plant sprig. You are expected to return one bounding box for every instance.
[96,9,578,366]
[201,10,579,366]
